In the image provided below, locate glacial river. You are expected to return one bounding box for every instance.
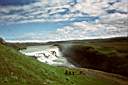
[20,45,74,67]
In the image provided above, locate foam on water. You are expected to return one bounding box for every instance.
[20,45,74,67]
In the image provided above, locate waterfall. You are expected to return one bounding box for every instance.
[20,45,75,67]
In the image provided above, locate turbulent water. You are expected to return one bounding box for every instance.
[20,45,74,67]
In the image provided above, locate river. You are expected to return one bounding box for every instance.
[20,45,75,67]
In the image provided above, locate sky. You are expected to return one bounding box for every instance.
[0,0,128,42]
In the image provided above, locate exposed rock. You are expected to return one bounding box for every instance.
[0,38,5,44]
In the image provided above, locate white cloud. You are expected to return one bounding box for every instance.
[7,16,127,43]
[113,2,128,12]
[1,0,128,42]
[0,0,127,24]
[73,0,108,16]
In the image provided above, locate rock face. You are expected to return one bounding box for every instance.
[0,38,5,44]
[62,45,108,68]
[61,44,128,77]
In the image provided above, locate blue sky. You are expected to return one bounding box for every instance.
[0,0,127,42]
[0,0,38,5]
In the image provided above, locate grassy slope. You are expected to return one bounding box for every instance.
[0,43,128,85]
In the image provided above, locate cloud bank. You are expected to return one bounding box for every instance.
[0,0,128,42]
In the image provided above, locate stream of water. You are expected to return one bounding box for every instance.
[20,45,75,67]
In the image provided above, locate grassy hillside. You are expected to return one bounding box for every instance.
[0,44,128,85]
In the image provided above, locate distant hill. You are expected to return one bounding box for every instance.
[0,41,128,85]
[59,37,128,77]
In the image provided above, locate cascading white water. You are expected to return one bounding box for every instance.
[20,45,75,67]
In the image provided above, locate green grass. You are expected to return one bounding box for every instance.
[0,43,127,85]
